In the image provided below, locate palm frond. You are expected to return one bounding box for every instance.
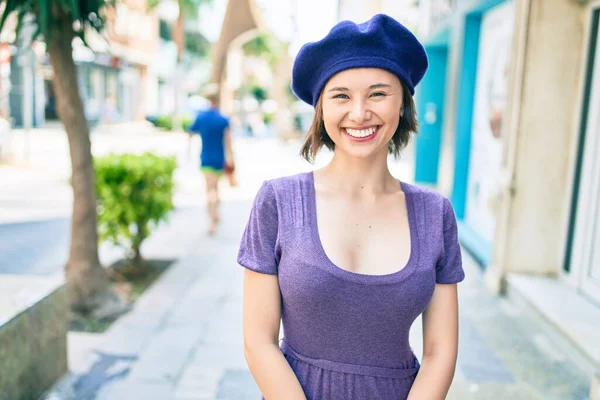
[0,0,19,33]
[0,0,108,45]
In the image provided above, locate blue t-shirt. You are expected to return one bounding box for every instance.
[189,108,229,169]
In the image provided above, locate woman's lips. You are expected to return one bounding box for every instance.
[343,126,380,142]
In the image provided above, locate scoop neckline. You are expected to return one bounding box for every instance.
[307,171,419,285]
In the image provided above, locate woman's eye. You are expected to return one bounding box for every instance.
[333,93,349,99]
[371,92,387,97]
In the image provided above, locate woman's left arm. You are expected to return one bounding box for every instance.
[407,283,459,400]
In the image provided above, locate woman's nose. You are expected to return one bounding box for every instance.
[348,100,371,124]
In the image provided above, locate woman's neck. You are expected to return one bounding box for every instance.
[318,149,397,195]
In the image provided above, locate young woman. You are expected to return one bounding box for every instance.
[238,14,465,400]
[189,85,234,235]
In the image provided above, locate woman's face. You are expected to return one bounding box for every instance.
[321,68,403,160]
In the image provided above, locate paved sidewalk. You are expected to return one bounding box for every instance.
[42,199,593,400]
[42,202,260,400]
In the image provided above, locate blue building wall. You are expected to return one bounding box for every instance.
[416,0,513,266]
[415,43,449,185]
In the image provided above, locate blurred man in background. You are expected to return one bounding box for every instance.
[188,84,235,235]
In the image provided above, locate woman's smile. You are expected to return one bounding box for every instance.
[343,125,382,142]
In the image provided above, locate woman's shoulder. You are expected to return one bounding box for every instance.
[262,172,313,195]
[251,172,312,207]
[401,181,451,209]
[252,173,312,225]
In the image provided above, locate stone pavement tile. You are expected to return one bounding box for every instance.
[126,323,207,384]
[174,366,222,400]
[116,256,227,385]
[458,253,591,398]
[94,323,155,357]
[215,369,261,400]
[531,333,567,362]
[95,380,173,400]
[458,316,514,383]
[202,304,244,347]
[169,275,227,309]
[70,352,137,400]
[187,342,248,371]
[447,381,545,400]
[67,332,105,375]
[469,301,590,398]
[96,255,210,356]
[65,237,222,399]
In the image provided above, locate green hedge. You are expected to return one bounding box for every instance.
[154,116,193,131]
[182,117,193,131]
[155,116,173,131]
[95,153,177,264]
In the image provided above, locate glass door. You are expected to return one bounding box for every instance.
[580,121,600,303]
[575,11,600,304]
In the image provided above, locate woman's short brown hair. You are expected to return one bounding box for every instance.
[300,82,418,163]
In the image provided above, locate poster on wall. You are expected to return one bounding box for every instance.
[465,1,514,244]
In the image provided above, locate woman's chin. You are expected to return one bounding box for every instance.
[335,143,388,161]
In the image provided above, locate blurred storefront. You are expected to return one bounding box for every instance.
[6,0,158,127]
[8,14,46,129]
[78,0,159,124]
[415,0,515,266]
[417,0,600,395]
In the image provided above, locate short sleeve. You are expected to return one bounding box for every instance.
[436,198,465,284]
[237,181,280,275]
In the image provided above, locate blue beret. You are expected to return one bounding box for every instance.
[292,14,429,106]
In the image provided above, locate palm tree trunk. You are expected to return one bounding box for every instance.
[47,17,110,312]
[174,0,186,62]
[173,0,186,129]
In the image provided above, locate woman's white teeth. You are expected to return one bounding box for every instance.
[346,127,376,138]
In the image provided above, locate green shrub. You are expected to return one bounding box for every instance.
[155,116,173,130]
[182,116,193,131]
[95,153,177,265]
[263,112,275,125]
[155,115,193,131]
[250,85,268,102]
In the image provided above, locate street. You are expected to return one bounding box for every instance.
[0,218,69,275]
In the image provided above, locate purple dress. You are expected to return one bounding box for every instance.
[238,172,465,400]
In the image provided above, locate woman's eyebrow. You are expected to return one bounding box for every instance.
[370,83,392,89]
[327,86,349,92]
[327,83,392,92]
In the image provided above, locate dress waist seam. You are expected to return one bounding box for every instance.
[280,340,420,379]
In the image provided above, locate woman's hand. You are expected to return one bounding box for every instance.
[407,283,460,400]
[243,269,307,400]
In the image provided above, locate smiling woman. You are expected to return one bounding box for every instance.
[239,13,464,400]
[300,68,419,162]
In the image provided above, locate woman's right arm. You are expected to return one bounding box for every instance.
[243,269,307,400]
